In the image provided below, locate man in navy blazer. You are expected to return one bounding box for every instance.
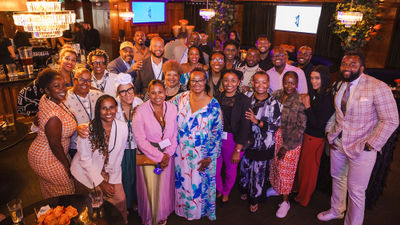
[108,41,143,80]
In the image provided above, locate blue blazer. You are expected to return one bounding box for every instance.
[108,56,136,79]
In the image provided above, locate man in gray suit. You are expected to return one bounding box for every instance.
[108,41,143,80]
[134,37,168,97]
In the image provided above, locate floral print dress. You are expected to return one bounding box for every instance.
[170,91,223,221]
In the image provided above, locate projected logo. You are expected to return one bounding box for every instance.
[295,14,300,27]
[274,5,322,34]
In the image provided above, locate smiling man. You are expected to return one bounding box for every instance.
[134,37,168,97]
[318,52,398,225]
[267,46,308,94]
[133,31,150,62]
[293,46,314,91]
[237,47,264,93]
[256,35,273,71]
[108,41,143,79]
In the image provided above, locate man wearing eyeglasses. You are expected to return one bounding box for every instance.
[65,68,103,158]
[293,46,314,92]
[267,47,308,94]
[87,49,118,97]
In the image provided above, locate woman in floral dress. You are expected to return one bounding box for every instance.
[171,68,223,221]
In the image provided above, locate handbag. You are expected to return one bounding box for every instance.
[136,142,160,166]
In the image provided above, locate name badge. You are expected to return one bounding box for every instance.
[159,138,171,150]
[222,132,228,140]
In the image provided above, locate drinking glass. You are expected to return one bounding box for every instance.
[5,114,15,127]
[7,199,23,224]
[6,64,17,79]
[88,189,103,209]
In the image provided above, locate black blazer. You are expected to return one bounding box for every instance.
[134,56,168,95]
[219,92,252,147]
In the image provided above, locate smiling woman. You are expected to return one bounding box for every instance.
[28,68,77,199]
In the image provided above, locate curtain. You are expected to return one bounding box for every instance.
[183,1,208,33]
[386,9,400,69]
[314,3,343,61]
[241,2,276,46]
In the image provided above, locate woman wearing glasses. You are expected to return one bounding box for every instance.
[171,68,223,221]
[115,73,143,212]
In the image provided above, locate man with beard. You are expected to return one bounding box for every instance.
[133,31,150,62]
[293,46,314,91]
[88,49,118,97]
[65,68,103,158]
[108,41,143,79]
[237,47,264,93]
[181,31,209,64]
[267,47,308,94]
[256,35,273,71]
[134,37,168,97]
[318,52,398,225]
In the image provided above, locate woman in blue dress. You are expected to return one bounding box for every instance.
[171,68,223,221]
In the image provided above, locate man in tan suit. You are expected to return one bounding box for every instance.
[318,52,399,225]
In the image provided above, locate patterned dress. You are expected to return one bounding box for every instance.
[239,94,282,205]
[28,96,77,198]
[170,91,223,221]
[179,72,190,85]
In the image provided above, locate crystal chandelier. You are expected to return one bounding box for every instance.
[337,0,363,28]
[199,0,215,21]
[13,0,76,39]
[119,11,134,22]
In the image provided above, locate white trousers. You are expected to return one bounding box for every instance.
[330,138,377,225]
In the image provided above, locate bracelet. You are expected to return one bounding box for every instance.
[235,148,242,153]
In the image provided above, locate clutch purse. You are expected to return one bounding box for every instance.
[136,142,161,166]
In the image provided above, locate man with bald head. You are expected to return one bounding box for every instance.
[134,37,168,97]
[267,47,308,94]
[133,31,150,62]
[293,46,314,91]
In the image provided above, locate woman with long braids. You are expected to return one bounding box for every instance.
[71,95,128,224]
[28,68,77,198]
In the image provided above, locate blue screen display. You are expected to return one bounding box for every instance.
[132,2,165,24]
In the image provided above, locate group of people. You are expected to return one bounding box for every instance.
[19,29,398,225]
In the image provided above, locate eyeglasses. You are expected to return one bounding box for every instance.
[75,78,93,83]
[190,79,205,84]
[118,87,134,96]
[211,58,224,63]
[92,61,106,66]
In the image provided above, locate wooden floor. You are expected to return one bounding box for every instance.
[0,135,399,225]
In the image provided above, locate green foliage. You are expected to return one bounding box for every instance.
[331,0,381,51]
[211,0,237,35]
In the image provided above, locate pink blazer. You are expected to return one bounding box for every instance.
[132,101,178,162]
[326,74,399,158]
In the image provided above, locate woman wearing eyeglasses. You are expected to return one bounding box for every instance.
[114,73,144,212]
[163,60,186,101]
[65,68,103,158]
[171,68,223,221]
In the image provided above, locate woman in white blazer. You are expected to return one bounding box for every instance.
[71,94,128,224]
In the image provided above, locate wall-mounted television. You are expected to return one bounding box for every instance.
[274,5,322,34]
[132,1,165,24]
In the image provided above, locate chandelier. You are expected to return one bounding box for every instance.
[13,0,76,39]
[119,10,134,22]
[199,0,215,21]
[337,0,363,28]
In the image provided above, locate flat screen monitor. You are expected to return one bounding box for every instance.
[132,1,165,24]
[274,5,322,34]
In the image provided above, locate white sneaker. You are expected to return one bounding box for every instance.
[276,201,290,218]
[317,209,344,221]
[266,187,279,197]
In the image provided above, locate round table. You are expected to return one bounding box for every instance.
[0,194,124,225]
[0,122,29,152]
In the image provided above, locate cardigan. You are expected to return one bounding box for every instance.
[273,89,307,150]
[304,91,335,138]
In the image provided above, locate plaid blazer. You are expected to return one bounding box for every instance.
[326,74,399,158]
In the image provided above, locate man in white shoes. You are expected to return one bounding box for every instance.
[317,52,398,225]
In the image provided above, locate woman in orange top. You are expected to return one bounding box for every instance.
[28,68,77,198]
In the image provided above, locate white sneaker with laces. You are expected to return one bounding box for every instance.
[276,201,290,218]
[317,209,344,221]
[266,187,279,197]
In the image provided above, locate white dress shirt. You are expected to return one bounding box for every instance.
[151,56,163,80]
[267,64,308,94]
